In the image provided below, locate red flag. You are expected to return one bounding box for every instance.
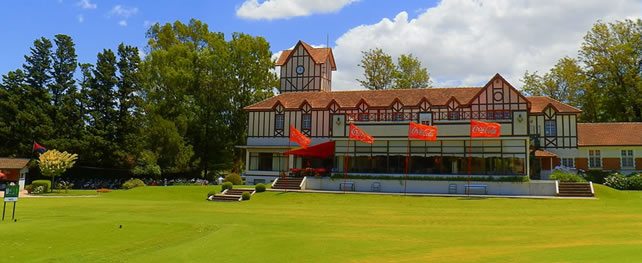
[408,122,438,141]
[33,141,47,153]
[349,123,374,144]
[289,125,311,148]
[470,120,501,138]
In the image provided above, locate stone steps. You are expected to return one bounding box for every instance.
[273,177,304,190]
[558,182,593,197]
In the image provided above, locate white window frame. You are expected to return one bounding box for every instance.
[544,120,556,137]
[302,114,312,130]
[561,158,575,168]
[621,149,634,168]
[274,114,284,131]
[589,150,601,169]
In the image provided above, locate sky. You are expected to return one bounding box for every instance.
[1,0,641,91]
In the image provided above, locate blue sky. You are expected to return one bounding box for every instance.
[1,1,640,89]
[0,1,434,75]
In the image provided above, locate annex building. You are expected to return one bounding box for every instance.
[240,41,642,193]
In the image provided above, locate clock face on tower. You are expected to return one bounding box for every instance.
[296,65,305,75]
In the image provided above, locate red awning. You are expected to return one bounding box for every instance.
[284,141,335,159]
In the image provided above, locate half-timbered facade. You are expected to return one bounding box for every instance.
[240,41,640,184]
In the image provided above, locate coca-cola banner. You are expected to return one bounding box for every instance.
[408,122,438,141]
[470,120,501,138]
[349,123,375,144]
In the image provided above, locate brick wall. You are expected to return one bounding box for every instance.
[575,158,588,170]
[602,158,621,170]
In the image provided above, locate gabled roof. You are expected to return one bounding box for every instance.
[577,122,642,146]
[245,87,482,110]
[0,158,30,169]
[275,41,336,70]
[527,96,581,114]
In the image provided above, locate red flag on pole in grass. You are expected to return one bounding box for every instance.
[33,141,47,154]
[470,120,501,138]
[349,123,374,144]
[289,125,311,148]
[408,122,438,141]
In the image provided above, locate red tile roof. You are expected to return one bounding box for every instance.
[577,123,642,146]
[527,96,581,113]
[534,149,558,157]
[245,87,483,110]
[275,41,336,70]
[0,158,30,169]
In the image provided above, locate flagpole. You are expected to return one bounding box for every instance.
[468,138,472,197]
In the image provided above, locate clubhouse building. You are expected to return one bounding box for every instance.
[239,41,642,195]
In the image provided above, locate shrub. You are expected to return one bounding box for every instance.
[221,182,233,192]
[604,174,629,190]
[255,183,266,193]
[241,192,251,200]
[122,178,146,190]
[31,180,51,193]
[224,173,243,185]
[550,170,586,182]
[582,170,609,184]
[24,184,33,194]
[31,185,45,194]
[627,175,642,190]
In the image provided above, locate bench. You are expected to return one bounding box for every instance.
[464,184,488,195]
[339,182,355,191]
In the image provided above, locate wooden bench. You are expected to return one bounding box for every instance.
[464,184,488,195]
[339,182,355,191]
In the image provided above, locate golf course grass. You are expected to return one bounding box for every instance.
[2,184,642,262]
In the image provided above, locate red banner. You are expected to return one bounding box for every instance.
[470,120,501,138]
[408,122,438,141]
[289,125,311,148]
[349,123,375,144]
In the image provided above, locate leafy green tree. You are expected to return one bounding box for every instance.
[579,19,642,122]
[394,54,431,89]
[227,32,278,169]
[521,57,586,107]
[357,48,397,90]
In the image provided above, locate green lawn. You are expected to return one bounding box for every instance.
[2,185,642,262]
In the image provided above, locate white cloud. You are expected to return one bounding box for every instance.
[110,5,138,18]
[326,0,642,91]
[77,0,96,9]
[110,5,138,27]
[236,0,357,20]
[77,14,84,23]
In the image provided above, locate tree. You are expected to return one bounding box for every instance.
[50,34,81,140]
[115,43,143,165]
[227,33,278,167]
[38,149,78,192]
[521,57,586,107]
[579,19,642,122]
[85,49,119,167]
[357,48,397,90]
[394,54,431,89]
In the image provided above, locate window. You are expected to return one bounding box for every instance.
[622,150,634,168]
[275,114,284,131]
[448,111,460,120]
[589,150,601,168]
[357,113,369,121]
[486,110,510,120]
[544,120,556,137]
[561,158,575,168]
[392,112,404,121]
[302,114,312,130]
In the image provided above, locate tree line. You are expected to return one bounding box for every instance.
[522,19,642,122]
[0,19,277,178]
